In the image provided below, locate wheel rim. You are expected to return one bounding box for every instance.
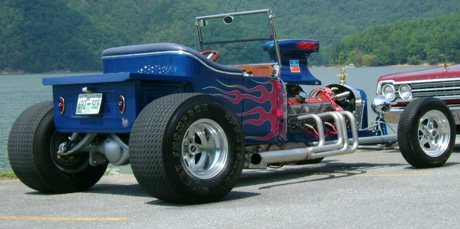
[50,132,89,173]
[418,110,451,157]
[181,119,228,179]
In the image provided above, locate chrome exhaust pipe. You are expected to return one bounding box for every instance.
[252,111,359,164]
[357,134,397,145]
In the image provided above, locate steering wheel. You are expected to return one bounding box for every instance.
[201,50,220,62]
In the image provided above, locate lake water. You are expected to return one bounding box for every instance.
[0,66,432,171]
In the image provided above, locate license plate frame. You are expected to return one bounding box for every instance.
[76,93,103,115]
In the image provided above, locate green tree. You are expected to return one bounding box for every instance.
[331,14,460,66]
[427,48,440,65]
[337,51,346,65]
[362,53,379,66]
[347,50,363,66]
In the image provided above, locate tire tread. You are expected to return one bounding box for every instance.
[130,93,203,202]
[8,101,54,191]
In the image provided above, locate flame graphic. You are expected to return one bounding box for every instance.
[294,41,319,50]
[203,79,284,141]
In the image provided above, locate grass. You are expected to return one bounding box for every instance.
[0,171,17,179]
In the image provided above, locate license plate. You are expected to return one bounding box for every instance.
[76,93,103,115]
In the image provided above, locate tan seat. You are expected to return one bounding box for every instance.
[236,64,275,77]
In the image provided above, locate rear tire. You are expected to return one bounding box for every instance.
[8,101,107,193]
[130,93,245,204]
[398,98,455,168]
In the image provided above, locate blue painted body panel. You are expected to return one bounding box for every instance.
[43,72,193,85]
[357,88,369,129]
[43,41,376,144]
[49,77,191,133]
[43,43,286,142]
[264,39,321,85]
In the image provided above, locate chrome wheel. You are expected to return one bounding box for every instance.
[418,110,451,157]
[182,119,228,179]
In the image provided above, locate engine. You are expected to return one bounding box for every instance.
[244,83,363,169]
[284,83,364,152]
[287,84,364,127]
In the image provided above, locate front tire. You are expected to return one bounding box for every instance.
[398,98,455,168]
[8,101,107,193]
[130,93,245,204]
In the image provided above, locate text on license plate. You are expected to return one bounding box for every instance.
[76,93,103,115]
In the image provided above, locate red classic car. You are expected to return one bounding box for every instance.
[376,64,460,168]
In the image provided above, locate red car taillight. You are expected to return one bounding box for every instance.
[118,95,126,114]
[58,97,65,114]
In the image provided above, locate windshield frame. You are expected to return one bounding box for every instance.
[194,9,282,74]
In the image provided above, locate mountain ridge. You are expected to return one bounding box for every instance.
[1,0,459,73]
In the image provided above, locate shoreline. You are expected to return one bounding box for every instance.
[320,62,455,68]
[314,63,454,68]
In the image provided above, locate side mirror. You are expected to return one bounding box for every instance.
[223,15,233,24]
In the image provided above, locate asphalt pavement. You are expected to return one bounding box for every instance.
[2,145,460,228]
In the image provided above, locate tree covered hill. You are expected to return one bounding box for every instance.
[330,14,460,66]
[1,0,460,73]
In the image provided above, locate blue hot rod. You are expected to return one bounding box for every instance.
[8,9,395,203]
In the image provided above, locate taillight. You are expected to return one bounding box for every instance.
[58,97,65,114]
[118,95,126,114]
